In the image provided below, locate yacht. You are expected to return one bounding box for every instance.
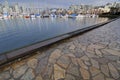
[61,14,69,18]
[50,13,57,18]
[30,14,36,18]
[76,14,86,18]
[68,13,77,18]
[35,14,41,18]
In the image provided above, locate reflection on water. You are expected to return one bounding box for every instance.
[0,17,108,54]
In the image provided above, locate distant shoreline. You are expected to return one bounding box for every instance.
[99,13,120,18]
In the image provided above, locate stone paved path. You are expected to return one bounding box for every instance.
[0,18,120,80]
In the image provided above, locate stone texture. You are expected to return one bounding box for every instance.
[54,64,65,80]
[101,65,110,77]
[65,74,76,80]
[21,68,35,80]
[57,56,71,69]
[71,58,78,66]
[80,68,90,79]
[27,59,38,69]
[80,55,89,61]
[13,65,28,79]
[69,44,75,50]
[64,53,75,58]
[67,63,80,76]
[35,74,43,80]
[105,78,115,80]
[91,59,99,69]
[93,73,105,80]
[9,78,14,80]
[84,61,91,66]
[90,67,100,76]
[77,59,88,69]
[85,52,98,58]
[95,49,103,57]
[103,49,120,56]
[49,49,62,63]
[0,71,10,80]
[35,57,48,74]
[86,44,95,53]
[108,63,119,79]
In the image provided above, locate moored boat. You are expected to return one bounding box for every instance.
[61,14,69,18]
[35,14,41,18]
[76,14,86,18]
[50,13,57,18]
[30,14,36,18]
[24,14,30,18]
[68,13,77,18]
[2,12,9,19]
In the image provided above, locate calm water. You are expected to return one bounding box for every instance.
[0,17,108,54]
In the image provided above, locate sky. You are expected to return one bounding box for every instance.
[0,0,120,8]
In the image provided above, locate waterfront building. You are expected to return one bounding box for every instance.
[0,4,3,14]
[69,4,93,14]
[14,3,20,14]
[4,0,9,13]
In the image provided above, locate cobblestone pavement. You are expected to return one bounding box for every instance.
[0,18,120,80]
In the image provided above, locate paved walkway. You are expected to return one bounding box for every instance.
[0,18,120,80]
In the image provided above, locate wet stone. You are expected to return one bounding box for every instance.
[0,71,10,80]
[21,68,35,80]
[54,64,65,80]
[80,68,90,80]
[90,67,100,76]
[27,59,38,69]
[93,73,105,80]
[57,56,71,69]
[101,64,110,77]
[13,65,28,79]
[108,63,119,79]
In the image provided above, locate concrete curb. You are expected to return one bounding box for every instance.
[0,17,119,67]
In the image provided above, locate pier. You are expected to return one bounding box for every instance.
[0,18,120,80]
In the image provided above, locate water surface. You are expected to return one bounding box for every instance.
[0,17,108,54]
